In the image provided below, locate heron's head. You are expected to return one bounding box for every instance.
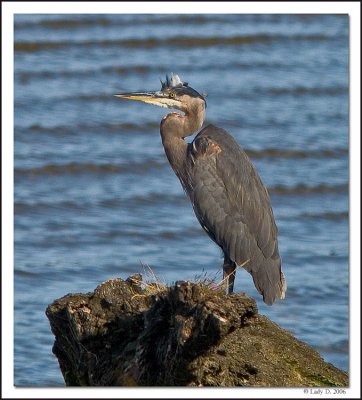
[115,73,207,114]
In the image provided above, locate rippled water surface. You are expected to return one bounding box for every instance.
[14,14,349,386]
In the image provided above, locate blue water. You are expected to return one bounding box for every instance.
[14,14,349,386]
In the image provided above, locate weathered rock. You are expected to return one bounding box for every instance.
[46,275,348,386]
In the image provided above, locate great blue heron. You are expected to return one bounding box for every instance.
[115,73,286,305]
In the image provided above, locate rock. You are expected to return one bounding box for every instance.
[46,275,348,386]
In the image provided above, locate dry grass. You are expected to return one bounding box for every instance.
[194,268,223,290]
[130,262,168,297]
[132,258,250,298]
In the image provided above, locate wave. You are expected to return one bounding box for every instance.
[13,62,264,81]
[14,193,186,214]
[317,340,348,355]
[14,160,165,177]
[15,120,349,160]
[123,187,348,206]
[14,15,237,30]
[15,16,119,30]
[246,147,348,159]
[15,200,85,213]
[15,183,347,217]
[269,183,348,195]
[300,211,348,221]
[16,65,161,82]
[15,67,106,81]
[14,14,345,31]
[95,226,202,241]
[14,60,318,82]
[14,33,333,52]
[14,146,347,180]
[260,86,347,96]
[14,269,41,278]
[16,121,159,136]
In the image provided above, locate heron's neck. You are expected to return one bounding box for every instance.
[160,104,205,179]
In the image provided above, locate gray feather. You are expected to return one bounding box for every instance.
[187,124,284,303]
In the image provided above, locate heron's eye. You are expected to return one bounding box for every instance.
[169,92,176,98]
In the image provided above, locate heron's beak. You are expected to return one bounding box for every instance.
[114,91,181,109]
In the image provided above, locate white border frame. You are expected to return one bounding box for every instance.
[2,2,360,399]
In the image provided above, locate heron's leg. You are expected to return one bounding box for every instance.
[223,256,236,294]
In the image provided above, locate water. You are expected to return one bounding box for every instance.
[14,14,349,386]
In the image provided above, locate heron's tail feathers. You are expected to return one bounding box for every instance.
[279,271,287,300]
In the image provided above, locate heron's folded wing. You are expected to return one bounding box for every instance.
[189,126,285,304]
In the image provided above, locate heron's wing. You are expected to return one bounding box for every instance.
[188,125,285,304]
